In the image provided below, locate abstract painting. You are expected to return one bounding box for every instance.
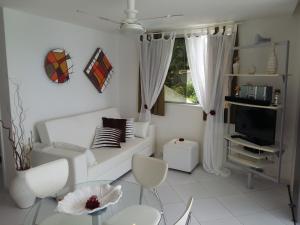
[44,49,73,84]
[84,48,113,93]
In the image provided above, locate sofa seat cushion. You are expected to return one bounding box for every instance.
[88,136,152,179]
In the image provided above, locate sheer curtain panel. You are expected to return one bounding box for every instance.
[185,25,237,176]
[139,33,175,122]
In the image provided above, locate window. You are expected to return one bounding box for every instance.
[164,38,198,104]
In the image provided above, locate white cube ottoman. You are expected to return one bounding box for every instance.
[163,139,199,173]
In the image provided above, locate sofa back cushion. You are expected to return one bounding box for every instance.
[36,108,121,147]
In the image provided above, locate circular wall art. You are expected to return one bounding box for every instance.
[44,49,73,83]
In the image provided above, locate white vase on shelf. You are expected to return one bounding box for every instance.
[9,170,36,208]
[266,44,278,74]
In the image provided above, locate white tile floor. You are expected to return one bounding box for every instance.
[0,166,293,225]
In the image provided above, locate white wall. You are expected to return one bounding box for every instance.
[118,35,205,158]
[3,8,120,140]
[0,7,14,188]
[151,104,204,158]
[1,8,121,186]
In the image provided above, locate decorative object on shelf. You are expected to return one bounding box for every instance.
[266,44,278,74]
[233,57,240,74]
[84,48,113,93]
[273,89,281,106]
[248,65,256,74]
[57,184,122,215]
[234,85,240,97]
[254,34,271,45]
[44,49,73,83]
[0,82,35,208]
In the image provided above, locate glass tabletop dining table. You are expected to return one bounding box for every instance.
[24,180,161,225]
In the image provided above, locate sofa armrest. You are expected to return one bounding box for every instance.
[148,124,155,139]
[32,147,88,190]
[148,124,156,155]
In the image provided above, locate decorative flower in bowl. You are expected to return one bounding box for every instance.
[57,184,122,215]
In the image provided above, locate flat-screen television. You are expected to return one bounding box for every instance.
[235,106,276,146]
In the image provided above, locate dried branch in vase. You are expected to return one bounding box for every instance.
[0,82,33,171]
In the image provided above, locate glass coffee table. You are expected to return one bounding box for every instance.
[24,180,161,225]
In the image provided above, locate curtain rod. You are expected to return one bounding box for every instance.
[145,21,243,35]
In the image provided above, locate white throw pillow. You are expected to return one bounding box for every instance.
[133,122,150,138]
[53,142,97,167]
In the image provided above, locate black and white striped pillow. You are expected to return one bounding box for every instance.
[91,127,121,149]
[126,118,135,140]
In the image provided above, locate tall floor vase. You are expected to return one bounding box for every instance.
[9,170,36,208]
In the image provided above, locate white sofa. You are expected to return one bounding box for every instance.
[32,108,155,190]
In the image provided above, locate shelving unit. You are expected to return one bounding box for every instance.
[228,145,271,160]
[224,135,279,153]
[224,40,289,188]
[224,73,290,77]
[225,101,282,110]
[228,154,273,169]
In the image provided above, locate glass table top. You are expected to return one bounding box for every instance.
[24,180,160,225]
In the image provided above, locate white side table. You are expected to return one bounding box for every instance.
[163,139,199,173]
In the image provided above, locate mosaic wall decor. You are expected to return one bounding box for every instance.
[84,48,113,93]
[44,49,73,83]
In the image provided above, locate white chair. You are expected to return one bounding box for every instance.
[104,197,194,225]
[104,155,168,225]
[25,159,69,225]
[174,197,193,225]
[133,154,168,225]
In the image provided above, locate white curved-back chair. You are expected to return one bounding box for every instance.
[104,197,194,225]
[25,159,69,225]
[174,197,193,225]
[132,154,168,189]
[134,154,168,225]
[104,155,168,225]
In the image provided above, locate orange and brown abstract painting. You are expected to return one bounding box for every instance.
[45,49,73,83]
[84,48,113,93]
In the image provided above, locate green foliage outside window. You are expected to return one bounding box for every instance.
[165,38,198,104]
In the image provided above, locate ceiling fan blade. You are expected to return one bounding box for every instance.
[76,9,121,25]
[96,16,121,25]
[139,14,184,21]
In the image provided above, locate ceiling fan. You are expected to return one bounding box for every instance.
[77,0,183,33]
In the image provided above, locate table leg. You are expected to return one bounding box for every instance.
[247,172,254,189]
[92,215,101,225]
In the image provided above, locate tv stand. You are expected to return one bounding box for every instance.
[243,146,260,154]
[231,134,243,139]
[231,134,272,146]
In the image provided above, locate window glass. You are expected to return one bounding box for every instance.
[164,38,198,104]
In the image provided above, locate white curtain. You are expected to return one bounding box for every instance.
[185,26,236,176]
[139,33,176,121]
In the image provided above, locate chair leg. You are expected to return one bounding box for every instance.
[186,212,192,225]
[139,186,144,205]
[153,188,167,225]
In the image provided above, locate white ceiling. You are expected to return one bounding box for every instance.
[0,0,298,32]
